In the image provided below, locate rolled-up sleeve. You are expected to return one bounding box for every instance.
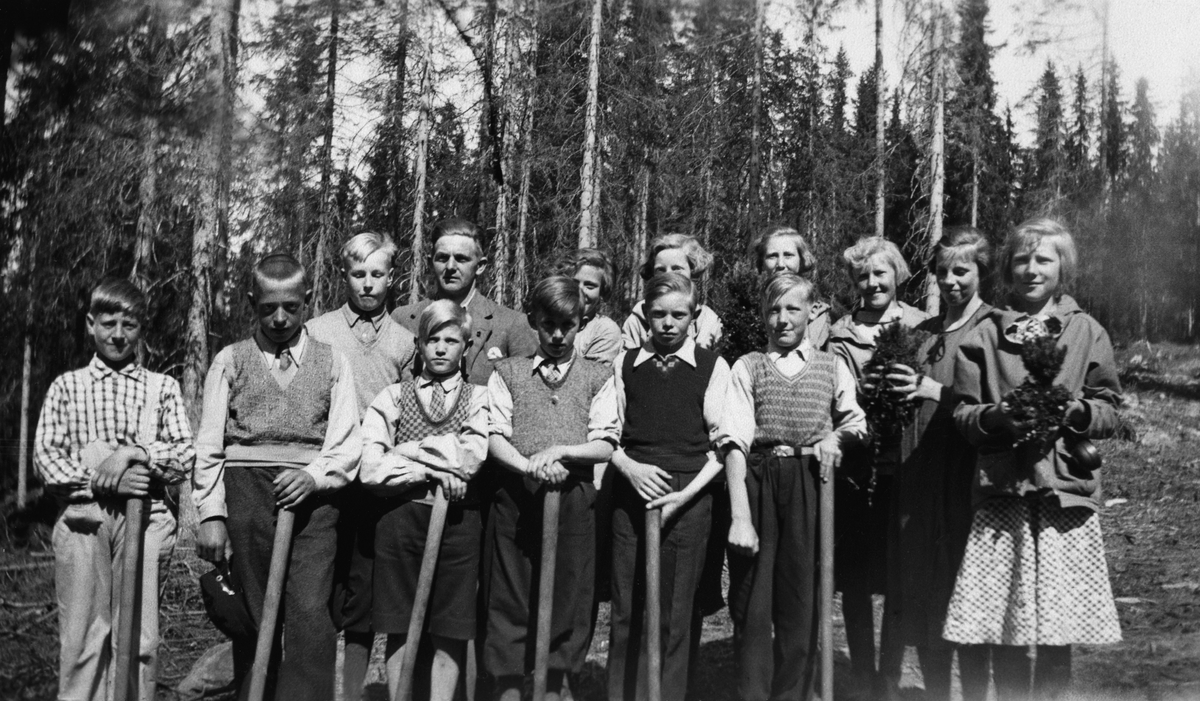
[142,376,195,485]
[487,370,515,438]
[716,357,756,454]
[831,357,868,443]
[193,349,232,521]
[303,351,362,492]
[587,375,621,445]
[704,356,732,446]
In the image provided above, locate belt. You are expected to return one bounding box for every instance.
[752,444,816,458]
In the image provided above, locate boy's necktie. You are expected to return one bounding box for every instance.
[277,347,294,371]
[544,363,562,383]
[428,381,445,421]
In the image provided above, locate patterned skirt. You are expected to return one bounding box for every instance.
[942,497,1122,646]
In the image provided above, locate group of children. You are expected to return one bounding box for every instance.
[36,215,1122,701]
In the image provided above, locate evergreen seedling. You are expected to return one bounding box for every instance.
[859,323,926,439]
[1004,334,1072,446]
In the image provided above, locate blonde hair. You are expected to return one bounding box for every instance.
[640,234,714,281]
[842,237,911,285]
[1001,217,1079,298]
[417,299,473,345]
[760,273,816,319]
[430,218,486,259]
[555,248,616,300]
[750,225,818,277]
[643,272,697,312]
[340,231,398,269]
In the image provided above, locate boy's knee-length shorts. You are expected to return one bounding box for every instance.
[373,497,482,640]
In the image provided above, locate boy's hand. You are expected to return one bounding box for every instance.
[728,517,759,556]
[647,489,689,523]
[274,470,317,508]
[197,519,231,563]
[527,446,566,477]
[92,445,149,496]
[115,465,152,496]
[813,434,842,482]
[618,459,672,502]
[535,461,570,485]
[429,471,468,501]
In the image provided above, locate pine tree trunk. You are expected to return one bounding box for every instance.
[577,0,603,248]
[132,5,165,291]
[874,0,886,238]
[513,0,539,305]
[389,0,409,239]
[632,152,650,300]
[747,0,765,231]
[314,0,340,314]
[925,0,945,315]
[971,150,979,227]
[17,302,32,509]
[409,53,432,305]
[184,0,239,419]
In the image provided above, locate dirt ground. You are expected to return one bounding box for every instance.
[3,340,1200,701]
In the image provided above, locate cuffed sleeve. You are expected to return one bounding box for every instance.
[587,375,621,445]
[193,348,233,521]
[302,350,362,492]
[140,376,195,485]
[716,356,756,455]
[486,370,515,438]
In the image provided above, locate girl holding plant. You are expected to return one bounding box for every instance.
[827,237,929,698]
[944,217,1123,700]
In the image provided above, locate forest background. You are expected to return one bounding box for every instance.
[2,0,1199,506]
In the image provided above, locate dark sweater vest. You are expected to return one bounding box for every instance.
[744,350,836,449]
[225,338,333,447]
[621,347,718,473]
[390,378,474,503]
[495,356,611,478]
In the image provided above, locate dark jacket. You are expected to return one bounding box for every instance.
[392,292,539,386]
[952,295,1122,510]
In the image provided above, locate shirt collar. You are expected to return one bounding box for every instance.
[767,338,811,363]
[531,350,575,374]
[342,303,386,331]
[632,336,698,368]
[88,355,145,381]
[255,327,308,366]
[420,372,462,393]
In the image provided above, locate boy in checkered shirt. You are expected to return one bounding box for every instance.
[35,279,195,701]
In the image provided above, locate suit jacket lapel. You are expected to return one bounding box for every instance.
[466,294,498,371]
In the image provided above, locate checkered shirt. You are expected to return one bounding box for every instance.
[35,356,195,498]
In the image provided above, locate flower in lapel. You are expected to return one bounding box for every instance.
[487,346,504,361]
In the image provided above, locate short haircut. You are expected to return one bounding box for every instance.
[760,273,816,319]
[643,272,697,312]
[929,226,993,278]
[555,248,616,300]
[525,275,586,322]
[252,251,309,294]
[1001,217,1078,297]
[417,299,473,345]
[341,231,398,269]
[750,225,818,277]
[430,218,486,259]
[842,236,911,285]
[640,233,714,281]
[90,279,147,320]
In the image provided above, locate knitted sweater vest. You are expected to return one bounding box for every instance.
[495,356,610,474]
[744,350,836,449]
[621,348,718,473]
[390,378,474,503]
[225,338,333,447]
[307,309,415,413]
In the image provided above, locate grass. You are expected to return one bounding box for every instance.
[4,341,1200,700]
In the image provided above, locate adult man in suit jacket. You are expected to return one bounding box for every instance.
[392,217,537,386]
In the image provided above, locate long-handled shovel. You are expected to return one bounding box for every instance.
[395,485,451,701]
[247,508,296,701]
[113,496,148,701]
[645,508,663,701]
[819,471,834,701]
[532,487,562,701]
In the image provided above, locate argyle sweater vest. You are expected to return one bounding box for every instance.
[743,350,836,450]
[621,348,718,473]
[225,338,333,448]
[390,378,474,503]
[495,356,610,478]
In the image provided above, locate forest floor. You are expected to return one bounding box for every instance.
[3,341,1200,701]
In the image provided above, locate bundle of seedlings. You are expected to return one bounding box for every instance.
[1004,333,1073,447]
[859,322,927,441]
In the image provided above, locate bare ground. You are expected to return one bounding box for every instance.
[4,341,1200,701]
